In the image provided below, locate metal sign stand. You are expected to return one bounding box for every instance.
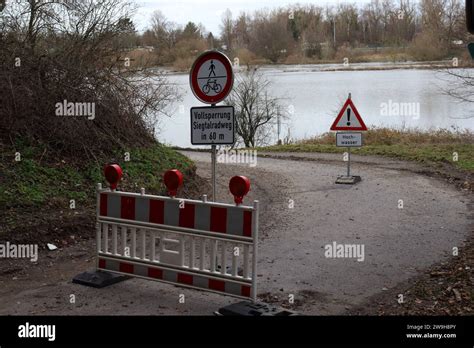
[347,147,351,177]
[189,51,235,201]
[336,148,360,184]
[336,147,360,185]
[211,145,217,200]
[334,93,364,185]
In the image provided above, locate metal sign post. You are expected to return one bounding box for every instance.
[335,132,362,181]
[330,94,367,185]
[211,103,217,201]
[211,146,217,200]
[189,51,235,201]
[347,147,351,177]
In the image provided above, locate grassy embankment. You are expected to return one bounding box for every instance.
[0,141,202,243]
[261,128,474,174]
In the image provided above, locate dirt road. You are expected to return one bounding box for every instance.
[0,152,471,315]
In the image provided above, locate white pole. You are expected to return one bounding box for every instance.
[251,200,259,303]
[347,147,351,177]
[347,93,352,178]
[211,103,217,201]
[211,144,217,201]
[96,184,102,268]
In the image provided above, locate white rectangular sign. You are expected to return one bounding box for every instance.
[336,132,363,147]
[190,106,235,145]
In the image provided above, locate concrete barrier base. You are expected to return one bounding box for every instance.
[73,270,129,288]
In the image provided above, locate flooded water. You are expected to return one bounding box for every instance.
[157,65,474,147]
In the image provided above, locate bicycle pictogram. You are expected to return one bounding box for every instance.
[203,79,222,94]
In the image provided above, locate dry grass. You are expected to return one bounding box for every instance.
[302,128,474,146]
[262,128,474,173]
[172,57,195,72]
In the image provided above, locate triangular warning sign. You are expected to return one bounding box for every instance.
[330,98,367,131]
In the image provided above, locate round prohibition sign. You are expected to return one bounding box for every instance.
[190,50,234,104]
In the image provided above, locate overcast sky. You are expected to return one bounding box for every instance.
[134,0,373,34]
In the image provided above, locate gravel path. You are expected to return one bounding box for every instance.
[0,151,471,315]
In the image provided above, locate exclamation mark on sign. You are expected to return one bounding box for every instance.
[346,108,351,126]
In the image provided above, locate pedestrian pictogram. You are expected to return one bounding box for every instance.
[190,51,234,104]
[209,60,216,76]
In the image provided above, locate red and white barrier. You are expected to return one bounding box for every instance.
[98,192,254,237]
[95,166,259,301]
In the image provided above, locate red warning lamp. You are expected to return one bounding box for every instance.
[104,164,123,191]
[164,169,183,197]
[229,176,250,205]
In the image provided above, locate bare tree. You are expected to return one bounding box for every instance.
[150,10,178,52]
[249,10,292,63]
[226,69,288,147]
[442,69,474,118]
[335,3,359,45]
[442,0,466,46]
[220,8,233,51]
[233,12,251,50]
[361,0,385,45]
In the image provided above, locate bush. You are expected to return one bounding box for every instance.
[334,43,354,62]
[409,31,449,61]
[283,53,304,64]
[172,57,195,71]
[0,0,178,163]
[233,48,258,66]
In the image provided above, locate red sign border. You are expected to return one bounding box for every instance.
[190,51,234,104]
[330,98,367,131]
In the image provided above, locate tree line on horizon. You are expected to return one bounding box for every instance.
[129,0,468,68]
